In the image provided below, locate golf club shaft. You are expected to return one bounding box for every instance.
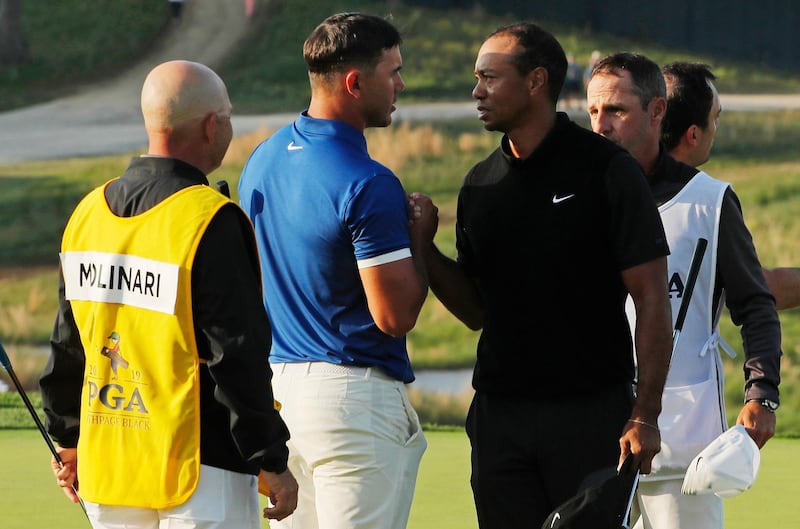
[3,362,60,458]
[0,343,90,520]
[622,471,641,529]
[670,238,708,363]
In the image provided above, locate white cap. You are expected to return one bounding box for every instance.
[681,425,760,498]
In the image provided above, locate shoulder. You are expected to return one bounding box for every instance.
[254,124,293,152]
[556,118,629,163]
[353,165,405,205]
[661,154,701,182]
[546,119,645,186]
[693,170,731,188]
[463,145,509,186]
[203,202,257,250]
[241,129,290,175]
[671,170,732,204]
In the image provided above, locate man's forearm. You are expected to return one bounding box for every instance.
[632,304,672,422]
[424,244,483,330]
[763,267,800,310]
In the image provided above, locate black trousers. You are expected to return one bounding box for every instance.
[466,382,634,529]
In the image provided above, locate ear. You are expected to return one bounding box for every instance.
[202,112,217,143]
[529,66,548,95]
[344,69,361,98]
[650,97,667,123]
[679,124,700,147]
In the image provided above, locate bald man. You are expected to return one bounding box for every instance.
[40,60,297,529]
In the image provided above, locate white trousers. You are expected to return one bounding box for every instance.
[631,478,723,529]
[269,362,427,529]
[84,465,260,529]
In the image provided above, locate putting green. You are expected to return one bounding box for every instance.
[1,430,795,529]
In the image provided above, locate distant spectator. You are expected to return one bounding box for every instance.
[169,0,185,22]
[583,49,601,89]
[560,52,584,109]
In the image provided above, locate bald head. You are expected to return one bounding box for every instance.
[141,60,231,132]
[140,61,234,175]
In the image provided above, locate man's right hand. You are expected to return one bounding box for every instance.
[619,418,661,475]
[260,468,299,521]
[51,446,81,503]
[407,192,439,247]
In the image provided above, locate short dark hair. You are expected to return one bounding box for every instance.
[592,52,666,110]
[488,22,567,103]
[661,62,717,151]
[303,12,402,78]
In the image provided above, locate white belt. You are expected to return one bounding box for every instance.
[272,361,395,381]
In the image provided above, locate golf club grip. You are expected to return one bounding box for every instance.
[674,238,708,333]
[0,341,11,371]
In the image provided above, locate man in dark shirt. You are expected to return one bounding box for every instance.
[662,61,800,310]
[410,23,673,529]
[587,53,781,529]
[40,60,297,528]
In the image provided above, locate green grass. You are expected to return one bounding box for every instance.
[0,390,45,429]
[0,430,90,529]
[0,157,127,268]
[0,2,166,112]
[0,429,795,529]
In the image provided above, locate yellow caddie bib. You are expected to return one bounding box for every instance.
[60,180,229,508]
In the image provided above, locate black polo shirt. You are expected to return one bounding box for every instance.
[457,113,669,396]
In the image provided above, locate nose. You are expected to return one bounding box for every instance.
[396,73,406,92]
[472,79,485,100]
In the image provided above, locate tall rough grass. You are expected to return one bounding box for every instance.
[0,344,49,394]
[0,284,46,343]
[408,387,473,427]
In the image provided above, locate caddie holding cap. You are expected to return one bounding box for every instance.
[681,425,761,498]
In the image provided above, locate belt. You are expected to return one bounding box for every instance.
[272,361,396,381]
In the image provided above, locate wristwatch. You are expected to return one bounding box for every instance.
[749,398,779,412]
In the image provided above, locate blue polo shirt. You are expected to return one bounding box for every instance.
[238,112,415,382]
